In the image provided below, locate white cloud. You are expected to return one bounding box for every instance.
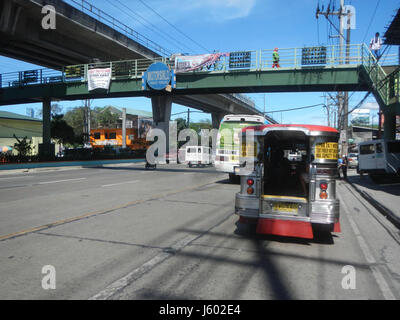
[360,102,379,110]
[150,0,257,22]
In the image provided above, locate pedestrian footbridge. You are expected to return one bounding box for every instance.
[0,43,399,138]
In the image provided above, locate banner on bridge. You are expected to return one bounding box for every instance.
[174,53,229,73]
[88,68,112,91]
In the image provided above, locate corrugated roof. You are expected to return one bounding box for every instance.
[0,111,42,122]
[104,106,152,118]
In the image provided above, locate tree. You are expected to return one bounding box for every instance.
[175,117,188,132]
[63,106,86,137]
[13,135,32,158]
[36,103,63,119]
[51,114,76,145]
[97,108,119,128]
[189,119,212,133]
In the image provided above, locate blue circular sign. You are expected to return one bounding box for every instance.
[145,62,171,90]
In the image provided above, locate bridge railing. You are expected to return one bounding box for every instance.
[1,44,398,90]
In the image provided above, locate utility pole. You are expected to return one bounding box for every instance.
[83,99,91,145]
[187,108,190,127]
[316,0,352,156]
[122,108,127,148]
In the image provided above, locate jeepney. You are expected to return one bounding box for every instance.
[235,124,341,239]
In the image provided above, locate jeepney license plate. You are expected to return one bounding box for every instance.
[273,202,298,214]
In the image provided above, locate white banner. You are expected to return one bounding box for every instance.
[174,53,229,73]
[88,68,112,91]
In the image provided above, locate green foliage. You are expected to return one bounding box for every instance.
[13,135,32,158]
[97,108,119,128]
[51,114,76,145]
[189,119,212,133]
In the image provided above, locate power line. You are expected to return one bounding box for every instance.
[134,0,211,53]
[105,0,196,54]
[265,103,326,113]
[362,0,381,43]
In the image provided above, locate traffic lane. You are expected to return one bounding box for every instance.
[0,164,227,238]
[0,163,221,201]
[337,180,400,297]
[0,179,236,299]
[110,210,383,299]
[109,188,389,300]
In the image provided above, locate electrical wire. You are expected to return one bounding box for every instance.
[105,0,195,54]
[134,0,210,53]
[362,0,382,43]
[265,103,326,114]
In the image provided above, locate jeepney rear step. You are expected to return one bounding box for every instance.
[256,218,314,239]
[262,195,307,203]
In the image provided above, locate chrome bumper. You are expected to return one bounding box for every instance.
[235,193,259,218]
[310,199,340,224]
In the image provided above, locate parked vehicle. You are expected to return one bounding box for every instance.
[357,139,400,180]
[348,153,358,168]
[186,146,211,167]
[287,151,302,162]
[235,124,341,239]
[215,114,269,182]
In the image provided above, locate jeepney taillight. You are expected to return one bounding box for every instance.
[247,178,254,186]
[319,191,328,199]
[247,187,254,195]
[320,182,328,190]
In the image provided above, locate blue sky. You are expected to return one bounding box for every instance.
[0,0,399,125]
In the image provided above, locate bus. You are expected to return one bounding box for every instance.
[215,114,269,182]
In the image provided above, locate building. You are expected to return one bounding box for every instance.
[0,111,42,155]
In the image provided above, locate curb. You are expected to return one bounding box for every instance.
[0,159,146,175]
[348,180,400,229]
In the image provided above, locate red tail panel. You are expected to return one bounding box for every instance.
[256,218,314,239]
[333,222,341,233]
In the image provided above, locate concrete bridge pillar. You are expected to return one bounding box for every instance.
[39,98,55,159]
[151,95,172,153]
[383,106,398,140]
[211,112,225,129]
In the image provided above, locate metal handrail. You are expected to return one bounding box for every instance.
[1,44,398,95]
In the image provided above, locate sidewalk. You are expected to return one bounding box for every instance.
[346,169,400,228]
[0,159,145,175]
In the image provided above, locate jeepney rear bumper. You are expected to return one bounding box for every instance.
[235,193,259,217]
[310,199,340,224]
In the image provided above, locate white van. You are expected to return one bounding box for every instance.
[357,139,400,178]
[186,146,211,167]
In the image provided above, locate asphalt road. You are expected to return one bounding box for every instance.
[0,163,399,300]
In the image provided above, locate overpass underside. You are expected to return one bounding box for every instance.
[0,0,161,69]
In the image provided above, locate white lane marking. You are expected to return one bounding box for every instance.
[101,180,140,188]
[339,195,396,300]
[89,234,198,300]
[38,178,87,185]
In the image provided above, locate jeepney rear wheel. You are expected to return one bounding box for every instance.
[229,173,240,184]
[312,224,334,243]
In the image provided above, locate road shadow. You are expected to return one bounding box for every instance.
[347,174,400,197]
